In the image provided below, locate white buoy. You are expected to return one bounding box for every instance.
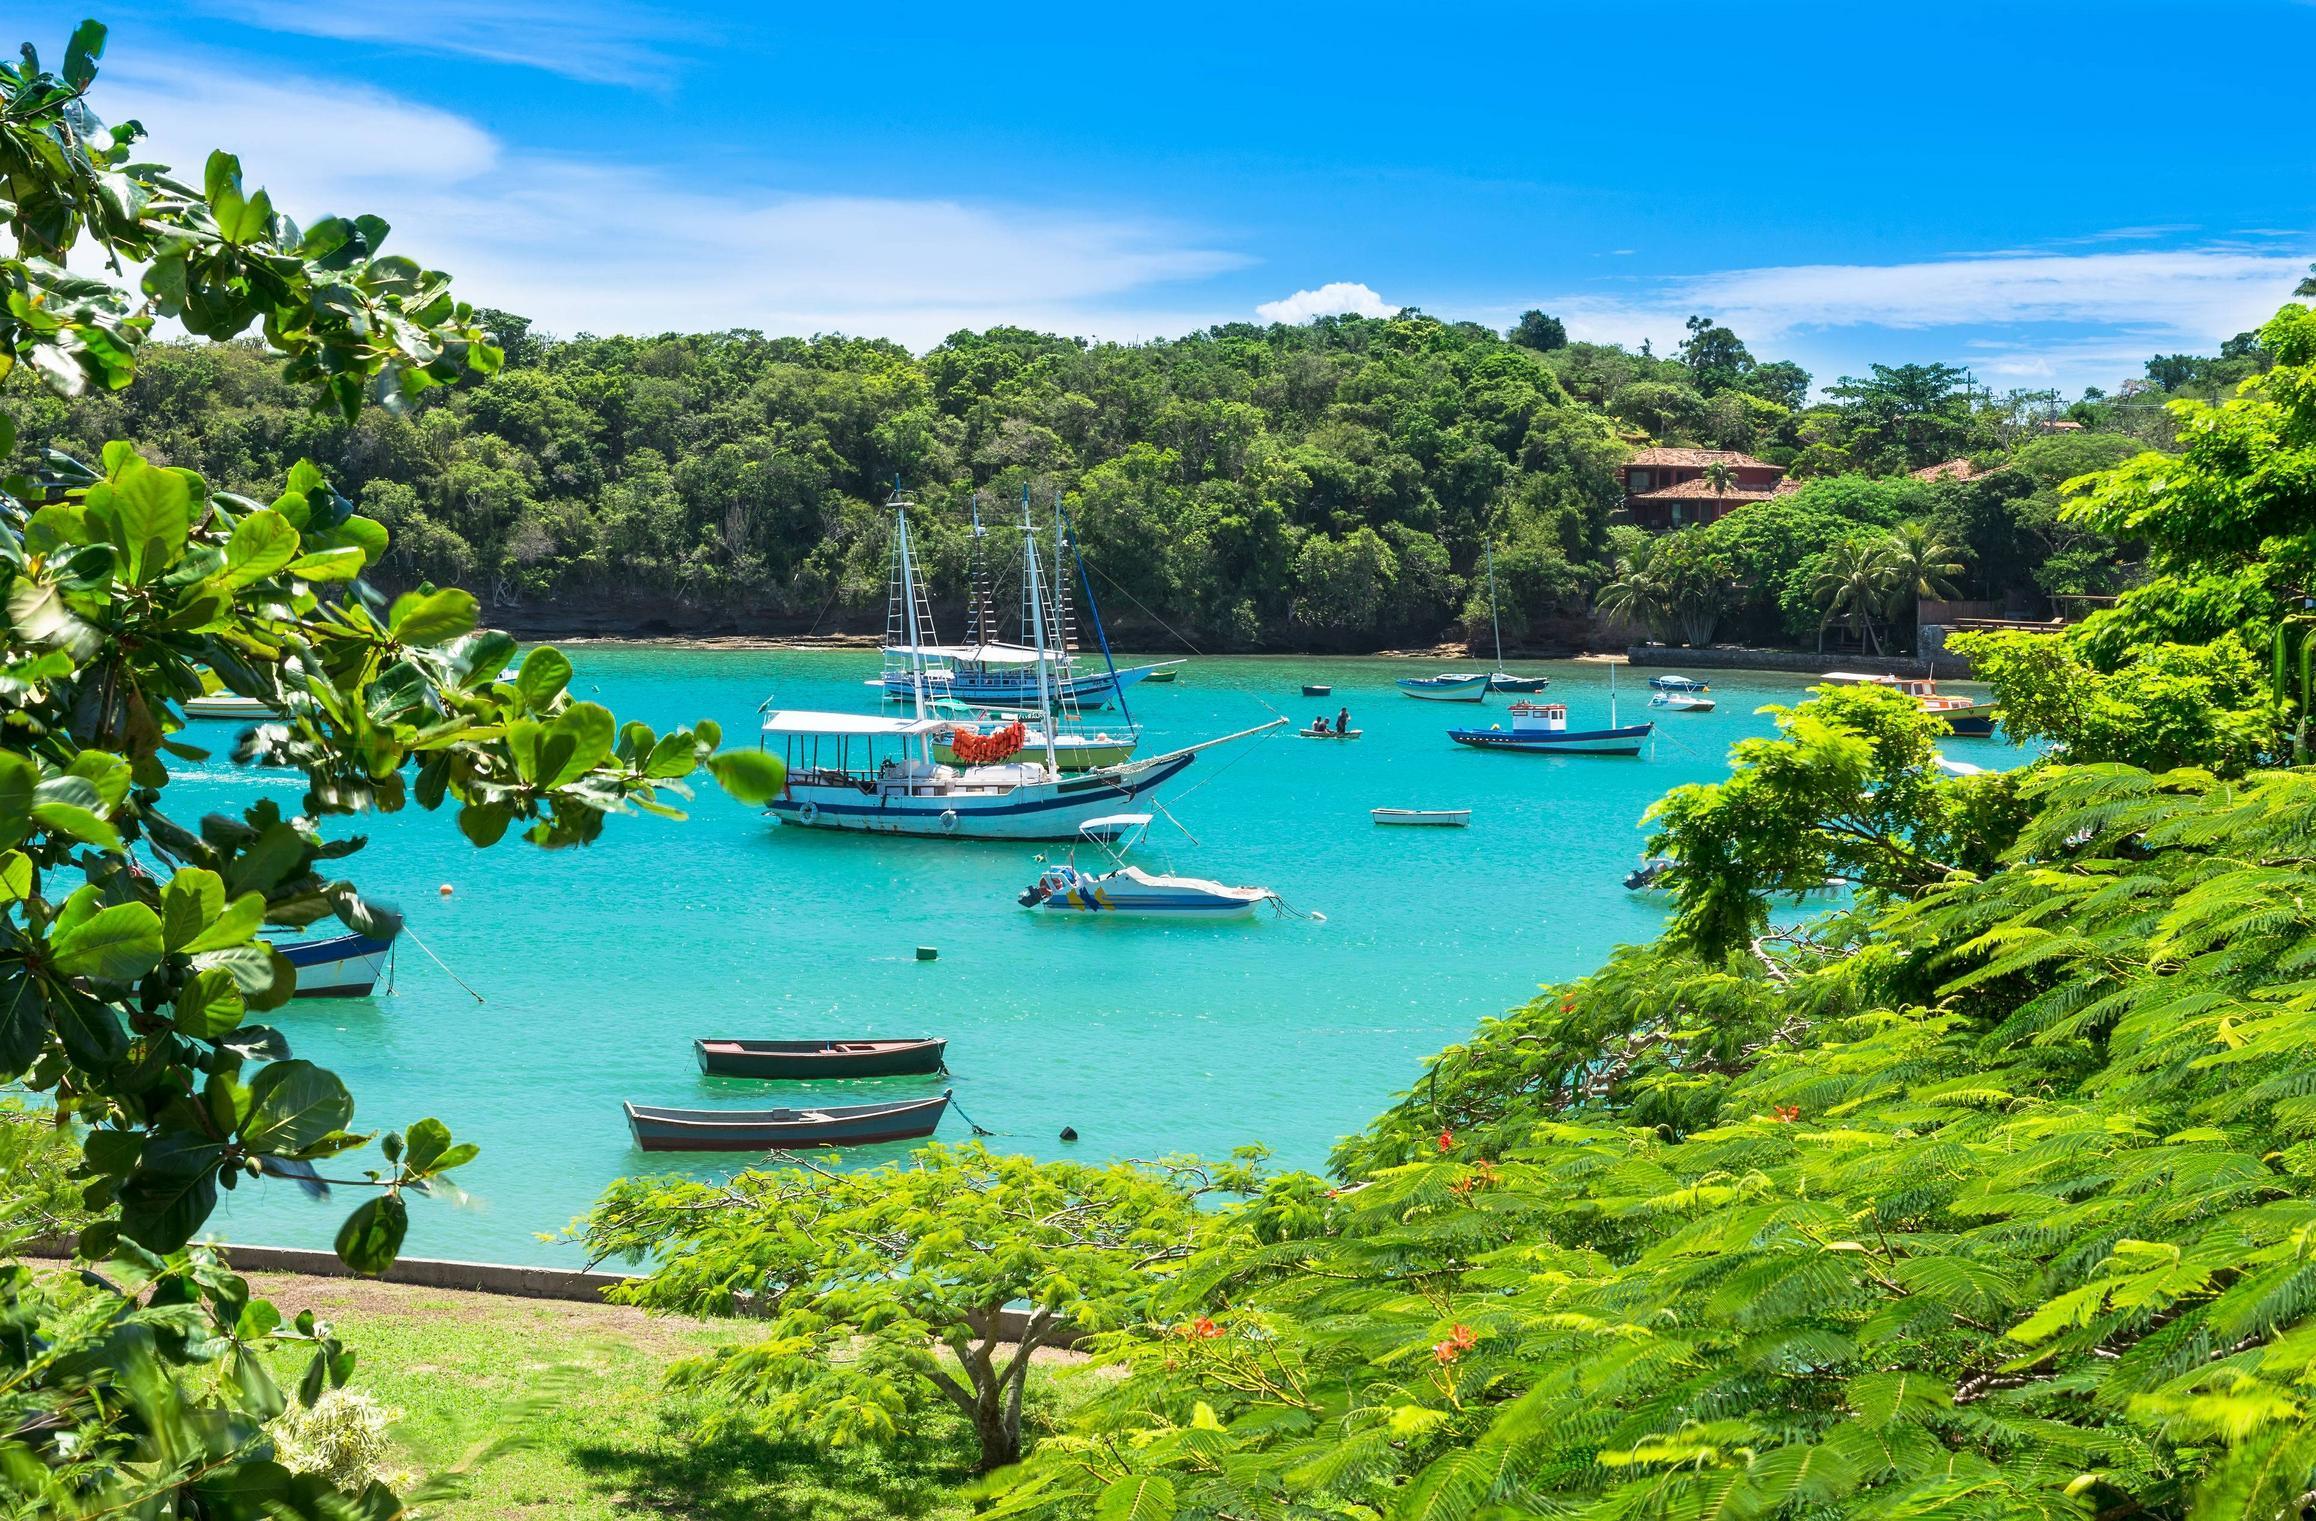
[438,884,454,896]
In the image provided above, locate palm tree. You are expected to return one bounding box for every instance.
[1875,522,1966,652]
[1596,552,1669,638]
[1698,458,1740,518]
[1813,540,1895,654]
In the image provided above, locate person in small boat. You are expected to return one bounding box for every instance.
[1337,705,1350,735]
[1311,715,1330,735]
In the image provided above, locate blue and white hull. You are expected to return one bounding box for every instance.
[1021,864,1273,917]
[1448,722,1653,756]
[283,932,395,997]
[767,753,1197,840]
[1397,674,1490,702]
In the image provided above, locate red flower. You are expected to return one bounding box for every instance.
[1560,999,1576,1014]
[1186,1316,1222,1340]
[1773,1104,1801,1124]
[1431,1327,1475,1365]
[1437,1129,1455,1153]
[1433,1340,1460,1364]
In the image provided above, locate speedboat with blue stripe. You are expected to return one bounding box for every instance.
[1448,700,1652,756]
[1017,815,1277,916]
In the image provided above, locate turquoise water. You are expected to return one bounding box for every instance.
[178,651,2020,1266]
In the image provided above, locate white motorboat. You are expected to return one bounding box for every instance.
[1649,692,1715,712]
[1018,814,1277,916]
[183,692,278,720]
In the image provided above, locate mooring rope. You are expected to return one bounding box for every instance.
[402,923,486,1004]
[946,1089,997,1137]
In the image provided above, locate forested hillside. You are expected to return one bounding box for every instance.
[6,307,2245,649]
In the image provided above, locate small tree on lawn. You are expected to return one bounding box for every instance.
[582,1141,1255,1472]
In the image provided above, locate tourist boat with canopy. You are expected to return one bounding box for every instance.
[694,1037,948,1079]
[762,495,1280,839]
[1017,814,1279,918]
[1648,674,1709,692]
[624,1092,952,1151]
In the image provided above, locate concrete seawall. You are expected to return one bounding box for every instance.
[1626,645,1975,680]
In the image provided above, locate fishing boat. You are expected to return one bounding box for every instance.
[1018,815,1277,917]
[283,930,396,998]
[1397,672,1490,702]
[1297,725,1361,740]
[694,1037,948,1079]
[1648,675,1709,693]
[1371,808,1470,827]
[1302,684,1332,697]
[184,692,278,720]
[1649,692,1715,713]
[1451,659,1651,755]
[1451,702,1651,755]
[762,497,1280,839]
[1478,544,1550,693]
[1820,671,1998,736]
[624,1092,951,1152]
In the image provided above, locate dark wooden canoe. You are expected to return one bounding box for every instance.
[625,1091,951,1152]
[694,1036,948,1079]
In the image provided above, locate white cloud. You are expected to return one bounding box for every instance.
[1254,282,1397,325]
[189,0,682,84]
[102,62,1249,348]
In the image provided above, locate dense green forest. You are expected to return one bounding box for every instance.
[9,306,2258,651]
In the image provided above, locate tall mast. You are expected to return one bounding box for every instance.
[1020,501,1062,773]
[1609,655,1619,729]
[1487,542,1505,670]
[894,492,930,727]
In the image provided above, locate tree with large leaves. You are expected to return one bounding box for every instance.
[0,22,785,1519]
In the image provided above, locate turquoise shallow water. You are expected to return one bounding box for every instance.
[177,650,2021,1265]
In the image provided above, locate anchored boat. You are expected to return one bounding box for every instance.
[1451,701,1652,755]
[1478,544,1550,693]
[1648,674,1709,692]
[1821,671,1998,736]
[184,692,279,720]
[1371,808,1471,827]
[1397,672,1490,702]
[694,1038,947,1079]
[283,930,396,998]
[625,1092,951,1152]
[1649,691,1715,713]
[1018,814,1278,917]
[763,495,1278,839]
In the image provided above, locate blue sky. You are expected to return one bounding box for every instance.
[27,0,2316,396]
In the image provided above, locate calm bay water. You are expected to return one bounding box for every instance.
[179,649,2020,1265]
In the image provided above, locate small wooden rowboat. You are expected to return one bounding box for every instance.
[694,1037,947,1079]
[1372,808,1471,827]
[285,931,396,997]
[1297,727,1362,740]
[1302,684,1332,697]
[624,1091,951,1152]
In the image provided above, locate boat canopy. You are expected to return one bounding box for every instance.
[760,710,949,738]
[1079,812,1152,847]
[885,642,1061,666]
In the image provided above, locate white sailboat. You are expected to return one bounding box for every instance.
[1481,544,1549,693]
[762,495,1277,839]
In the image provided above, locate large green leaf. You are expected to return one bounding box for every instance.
[544,701,616,786]
[49,900,164,981]
[118,1129,226,1252]
[241,1059,354,1156]
[335,1193,409,1275]
[707,749,788,804]
[105,456,195,580]
[221,508,300,587]
[387,586,478,646]
[514,646,573,712]
[0,965,46,1078]
[173,966,247,1039]
[161,867,226,952]
[0,752,34,850]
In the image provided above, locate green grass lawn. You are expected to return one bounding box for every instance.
[251,1272,1068,1520]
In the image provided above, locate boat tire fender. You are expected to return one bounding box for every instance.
[798,800,819,825]
[940,809,959,834]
